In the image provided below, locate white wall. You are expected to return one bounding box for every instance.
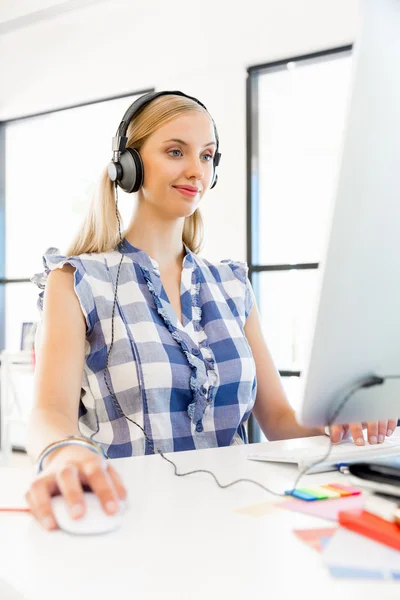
[0,0,359,261]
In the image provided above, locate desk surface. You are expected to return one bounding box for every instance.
[1,434,400,600]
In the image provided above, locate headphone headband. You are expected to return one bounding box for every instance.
[112,90,219,155]
[117,90,209,137]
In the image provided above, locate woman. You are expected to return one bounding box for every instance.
[26,90,397,530]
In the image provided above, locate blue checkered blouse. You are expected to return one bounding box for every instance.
[33,239,257,458]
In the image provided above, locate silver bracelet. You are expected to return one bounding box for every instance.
[36,436,107,474]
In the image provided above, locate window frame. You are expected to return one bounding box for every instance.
[246,46,352,442]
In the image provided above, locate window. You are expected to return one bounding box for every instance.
[1,89,153,351]
[247,47,353,441]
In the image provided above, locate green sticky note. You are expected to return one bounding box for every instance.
[316,487,341,499]
[299,487,330,500]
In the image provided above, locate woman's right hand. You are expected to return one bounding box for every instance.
[25,445,127,531]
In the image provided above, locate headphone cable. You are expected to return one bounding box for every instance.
[102,183,400,498]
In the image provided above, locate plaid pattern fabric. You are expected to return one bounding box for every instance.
[33,239,257,458]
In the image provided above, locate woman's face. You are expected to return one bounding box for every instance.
[139,111,217,218]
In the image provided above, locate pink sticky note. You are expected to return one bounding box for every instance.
[278,494,364,521]
[326,483,361,496]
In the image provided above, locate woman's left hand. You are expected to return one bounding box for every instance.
[329,419,398,445]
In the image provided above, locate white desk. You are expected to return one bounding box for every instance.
[0,434,399,600]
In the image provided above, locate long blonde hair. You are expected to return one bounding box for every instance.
[67,94,211,256]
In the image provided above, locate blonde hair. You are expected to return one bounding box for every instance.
[67,94,212,256]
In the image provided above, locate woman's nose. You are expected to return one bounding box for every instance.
[185,156,204,180]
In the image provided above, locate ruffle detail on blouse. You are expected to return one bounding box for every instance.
[31,247,62,307]
[189,262,202,332]
[140,264,219,429]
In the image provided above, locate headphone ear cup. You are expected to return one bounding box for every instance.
[117,148,144,193]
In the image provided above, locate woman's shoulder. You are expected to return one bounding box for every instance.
[31,248,114,333]
[32,248,122,294]
[193,253,254,319]
[44,247,121,273]
[193,253,250,284]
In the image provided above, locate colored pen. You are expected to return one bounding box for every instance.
[0,507,30,512]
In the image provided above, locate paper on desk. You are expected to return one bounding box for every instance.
[0,467,34,510]
[278,494,364,521]
[323,528,400,580]
[234,500,287,517]
[294,527,337,552]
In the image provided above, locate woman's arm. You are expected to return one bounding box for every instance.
[25,265,126,531]
[26,264,87,464]
[244,299,323,441]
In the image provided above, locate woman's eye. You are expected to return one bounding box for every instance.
[168,149,182,157]
[167,149,213,161]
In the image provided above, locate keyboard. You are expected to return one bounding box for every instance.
[247,438,400,473]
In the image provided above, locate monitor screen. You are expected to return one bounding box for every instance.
[297,0,400,427]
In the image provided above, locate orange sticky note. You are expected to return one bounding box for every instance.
[322,483,361,496]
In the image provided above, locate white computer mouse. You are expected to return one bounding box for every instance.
[51,492,125,535]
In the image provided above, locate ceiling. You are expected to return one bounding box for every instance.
[0,0,108,33]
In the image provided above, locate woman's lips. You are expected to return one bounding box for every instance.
[173,186,199,198]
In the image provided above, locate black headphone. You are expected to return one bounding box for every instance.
[107,90,221,193]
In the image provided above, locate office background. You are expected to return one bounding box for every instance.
[0,0,358,449]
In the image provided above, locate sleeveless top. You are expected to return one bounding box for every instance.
[33,239,257,458]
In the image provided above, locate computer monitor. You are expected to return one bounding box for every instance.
[296,0,400,428]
